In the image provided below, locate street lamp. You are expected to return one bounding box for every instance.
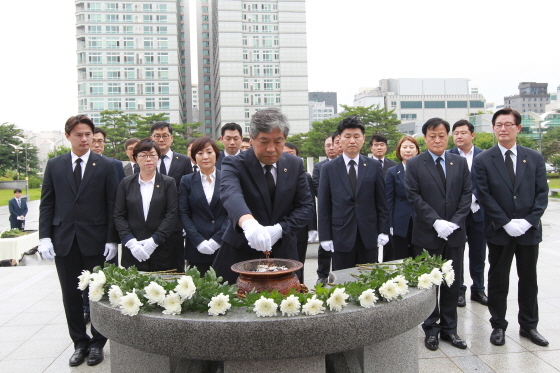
[13,135,30,180]
[8,144,21,180]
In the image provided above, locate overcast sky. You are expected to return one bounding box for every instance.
[1,0,558,133]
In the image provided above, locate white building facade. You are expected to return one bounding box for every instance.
[309,101,335,124]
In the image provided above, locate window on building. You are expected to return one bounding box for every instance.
[145,68,155,79]
[106,37,119,49]
[401,114,417,120]
[469,101,485,108]
[88,26,102,33]
[244,95,250,104]
[143,4,152,11]
[202,33,209,39]
[159,98,170,109]
[107,83,121,95]
[79,98,87,111]
[145,83,155,94]
[106,14,119,22]
[88,14,102,22]
[90,98,104,111]
[124,68,135,79]
[121,26,132,34]
[144,26,153,34]
[107,53,120,64]
[88,37,102,49]
[262,25,272,33]
[158,53,168,64]
[122,14,133,22]
[204,93,211,99]
[203,75,210,82]
[157,15,167,23]
[107,68,120,79]
[89,68,103,79]
[156,4,167,11]
[158,83,169,94]
[424,101,445,109]
[204,101,211,108]
[203,58,210,64]
[202,41,210,47]
[125,98,136,110]
[146,98,155,110]
[144,53,154,64]
[144,37,154,49]
[202,24,209,30]
[124,83,135,94]
[89,52,102,64]
[401,101,422,109]
[157,27,167,34]
[158,68,169,79]
[447,101,468,108]
[157,38,168,49]
[202,15,209,21]
[123,3,133,11]
[108,98,121,110]
[87,3,101,11]
[201,6,208,12]
[90,83,103,95]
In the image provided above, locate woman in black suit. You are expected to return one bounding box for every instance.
[385,136,420,260]
[178,137,228,276]
[114,138,179,271]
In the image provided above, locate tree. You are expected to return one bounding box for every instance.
[0,123,40,177]
[541,127,560,160]
[47,146,71,160]
[99,110,141,160]
[287,117,340,159]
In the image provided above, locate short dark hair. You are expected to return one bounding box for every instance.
[242,137,250,142]
[132,138,161,161]
[65,115,94,135]
[337,116,365,135]
[369,134,388,147]
[452,120,474,133]
[422,118,450,135]
[190,136,220,161]
[93,127,107,139]
[330,131,339,142]
[492,108,521,126]
[13,189,22,194]
[395,136,420,162]
[284,142,299,156]
[124,138,140,150]
[150,121,173,134]
[186,138,197,149]
[221,122,243,137]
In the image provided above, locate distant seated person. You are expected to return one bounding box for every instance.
[9,189,28,230]
[240,137,251,151]
[179,137,228,276]
[114,138,179,271]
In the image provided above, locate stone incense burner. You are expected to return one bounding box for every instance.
[231,258,303,294]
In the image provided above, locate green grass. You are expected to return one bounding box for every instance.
[0,189,42,207]
[548,179,560,190]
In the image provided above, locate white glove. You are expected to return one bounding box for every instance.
[242,219,271,252]
[433,220,454,240]
[38,238,56,260]
[390,227,393,236]
[503,221,525,237]
[126,238,149,262]
[182,229,187,237]
[138,237,158,257]
[470,201,480,214]
[512,219,532,235]
[320,240,334,252]
[377,233,389,246]
[104,243,118,261]
[308,230,318,243]
[208,239,220,252]
[197,240,215,255]
[266,224,282,246]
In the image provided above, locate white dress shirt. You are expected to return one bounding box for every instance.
[458,146,475,172]
[498,143,517,174]
[259,161,277,184]
[138,173,156,221]
[71,150,91,177]
[200,170,216,204]
[158,150,172,173]
[342,153,360,178]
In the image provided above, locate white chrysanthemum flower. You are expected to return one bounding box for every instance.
[417,273,433,290]
[77,270,91,290]
[326,287,349,311]
[119,291,143,316]
[379,280,400,301]
[444,269,455,287]
[162,291,182,315]
[88,283,105,302]
[393,275,409,295]
[280,295,301,316]
[442,260,453,274]
[429,268,443,286]
[108,285,123,307]
[302,295,326,316]
[144,281,167,305]
[359,289,378,308]
[175,276,196,300]
[208,293,231,316]
[254,296,278,317]
[90,270,106,287]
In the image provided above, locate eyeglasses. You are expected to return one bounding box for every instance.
[324,144,334,148]
[91,140,105,145]
[137,153,159,159]
[494,122,517,129]
[371,143,387,148]
[152,134,171,140]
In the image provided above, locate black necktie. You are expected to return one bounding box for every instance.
[193,164,199,173]
[348,160,357,194]
[17,199,21,208]
[74,158,83,190]
[264,165,276,203]
[505,150,515,185]
[133,163,140,174]
[379,158,383,167]
[436,157,446,189]
[159,154,167,175]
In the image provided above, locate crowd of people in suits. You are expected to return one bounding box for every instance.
[36,107,550,367]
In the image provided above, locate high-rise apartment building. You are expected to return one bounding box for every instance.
[196,0,310,137]
[504,82,550,114]
[75,0,192,125]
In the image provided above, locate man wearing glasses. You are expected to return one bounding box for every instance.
[474,108,549,347]
[369,134,396,178]
[150,121,193,271]
[90,127,125,182]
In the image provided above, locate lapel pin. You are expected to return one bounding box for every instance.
[450,162,453,165]
[363,163,366,166]
[93,163,96,166]
[397,170,401,174]
[523,160,527,163]
[284,168,287,172]
[156,185,160,188]
[176,156,179,159]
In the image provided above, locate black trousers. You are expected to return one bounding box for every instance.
[487,239,539,330]
[316,244,332,279]
[296,239,307,283]
[55,238,107,350]
[415,243,463,337]
[332,232,378,271]
[392,219,414,260]
[460,213,487,292]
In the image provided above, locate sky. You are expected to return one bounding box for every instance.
[1,0,558,133]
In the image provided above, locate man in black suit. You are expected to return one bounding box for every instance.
[449,120,487,307]
[8,188,28,230]
[123,138,139,177]
[312,133,339,284]
[474,108,549,347]
[38,115,119,367]
[151,122,193,271]
[216,122,243,170]
[91,127,125,182]
[213,108,314,284]
[405,118,471,351]
[318,117,390,271]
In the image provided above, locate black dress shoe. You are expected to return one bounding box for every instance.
[84,312,91,324]
[69,348,89,367]
[441,333,467,349]
[520,328,549,346]
[457,291,466,307]
[424,335,439,351]
[490,328,505,346]
[316,277,328,286]
[87,347,104,366]
[471,290,488,306]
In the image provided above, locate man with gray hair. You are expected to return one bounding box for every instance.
[213,108,315,283]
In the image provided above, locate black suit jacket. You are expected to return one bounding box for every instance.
[219,148,314,259]
[123,162,135,177]
[311,158,329,196]
[379,158,397,178]
[114,173,178,269]
[405,151,472,249]
[107,156,125,182]
[161,151,193,189]
[474,145,548,246]
[9,197,28,226]
[318,154,389,252]
[39,152,119,256]
[449,146,484,222]
[178,170,229,264]
[385,163,414,237]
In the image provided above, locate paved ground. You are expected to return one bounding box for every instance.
[1,200,560,372]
